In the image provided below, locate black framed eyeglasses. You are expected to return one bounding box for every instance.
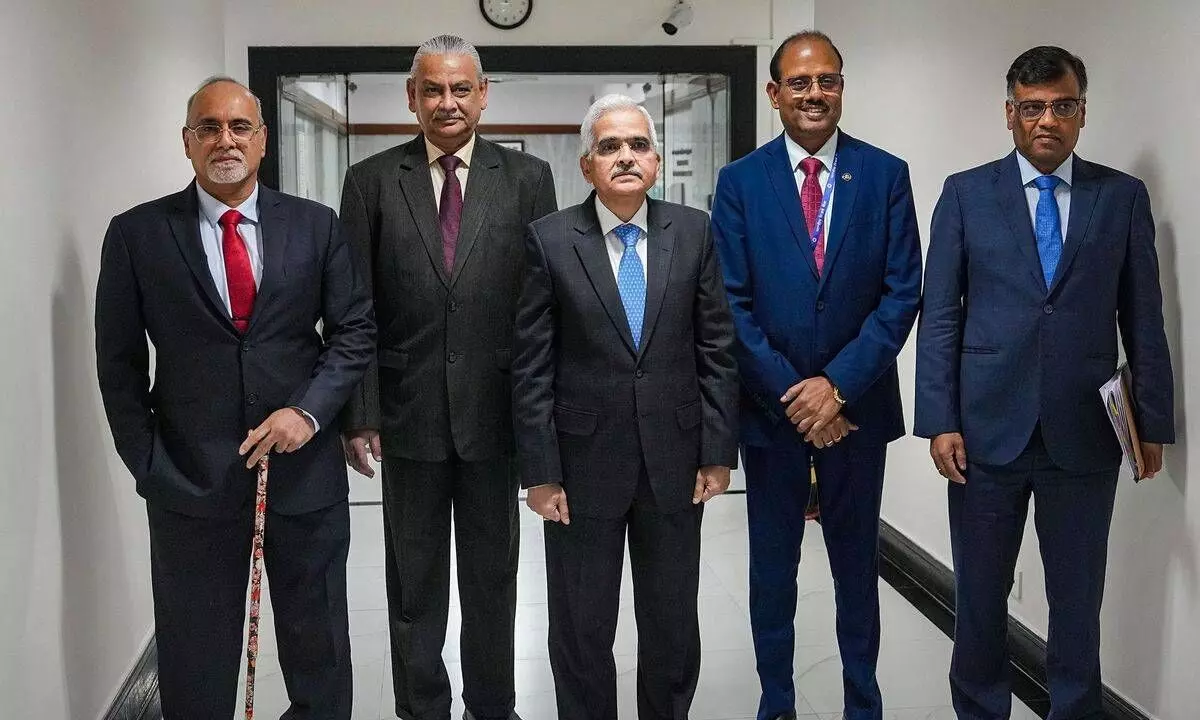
[1012,98,1084,121]
[782,73,844,94]
[185,122,264,144]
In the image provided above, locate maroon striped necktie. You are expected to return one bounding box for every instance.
[438,154,464,274]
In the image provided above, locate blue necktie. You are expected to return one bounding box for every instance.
[614,223,646,348]
[1033,174,1063,288]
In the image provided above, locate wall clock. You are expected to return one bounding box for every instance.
[480,0,532,30]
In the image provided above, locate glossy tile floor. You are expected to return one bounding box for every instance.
[239,494,1041,720]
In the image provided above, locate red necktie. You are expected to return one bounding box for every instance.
[219,209,256,334]
[800,156,826,274]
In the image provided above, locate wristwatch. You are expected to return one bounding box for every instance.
[830,382,846,407]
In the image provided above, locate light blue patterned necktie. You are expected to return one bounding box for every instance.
[1033,174,1063,288]
[614,223,646,348]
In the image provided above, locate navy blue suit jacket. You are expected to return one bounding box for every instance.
[914,152,1174,472]
[96,183,376,517]
[712,132,923,447]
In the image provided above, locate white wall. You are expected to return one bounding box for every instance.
[815,1,1200,717]
[0,1,225,717]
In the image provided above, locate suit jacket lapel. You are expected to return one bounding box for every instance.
[247,186,288,335]
[396,136,450,287]
[995,151,1047,292]
[764,135,819,280]
[450,137,500,284]
[638,200,675,359]
[1049,156,1098,295]
[818,132,861,291]
[572,198,637,357]
[166,182,234,329]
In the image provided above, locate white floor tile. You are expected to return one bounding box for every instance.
[343,492,1043,720]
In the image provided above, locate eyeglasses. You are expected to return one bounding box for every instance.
[185,122,264,144]
[782,73,844,94]
[593,136,655,156]
[1012,98,1084,121]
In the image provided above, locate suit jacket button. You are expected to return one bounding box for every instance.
[448,352,459,364]
[816,301,826,312]
[241,343,250,353]
[247,393,258,405]
[635,369,645,379]
[1044,304,1054,315]
[448,300,458,313]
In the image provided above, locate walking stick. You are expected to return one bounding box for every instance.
[244,455,269,719]
[805,456,820,521]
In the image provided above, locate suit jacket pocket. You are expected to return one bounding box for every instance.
[961,345,999,355]
[379,349,408,370]
[496,349,512,371]
[676,399,702,430]
[554,404,598,436]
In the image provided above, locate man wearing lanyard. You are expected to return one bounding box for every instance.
[711,31,923,720]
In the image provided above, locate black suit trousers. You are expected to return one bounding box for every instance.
[147,499,352,719]
[545,471,703,720]
[380,453,521,720]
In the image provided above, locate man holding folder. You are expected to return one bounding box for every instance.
[915,46,1175,719]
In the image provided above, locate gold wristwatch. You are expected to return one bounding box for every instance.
[831,383,846,407]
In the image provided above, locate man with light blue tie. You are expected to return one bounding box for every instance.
[512,94,739,719]
[915,46,1175,720]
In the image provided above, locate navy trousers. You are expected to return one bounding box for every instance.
[949,427,1118,720]
[744,435,887,720]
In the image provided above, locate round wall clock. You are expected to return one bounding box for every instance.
[480,0,532,30]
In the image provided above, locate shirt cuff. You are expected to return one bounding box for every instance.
[290,406,320,433]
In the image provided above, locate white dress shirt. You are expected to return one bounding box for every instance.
[196,181,263,308]
[196,182,319,431]
[595,196,649,283]
[426,134,475,209]
[784,128,839,241]
[1016,151,1073,243]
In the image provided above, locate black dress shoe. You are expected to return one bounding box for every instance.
[462,712,522,720]
[767,713,797,720]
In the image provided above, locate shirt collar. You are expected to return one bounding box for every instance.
[784,128,839,174]
[196,181,260,226]
[425,133,477,169]
[1016,150,1074,189]
[595,195,650,239]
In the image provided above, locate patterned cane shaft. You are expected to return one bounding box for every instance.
[244,455,269,719]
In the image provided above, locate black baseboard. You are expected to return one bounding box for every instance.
[103,637,160,720]
[877,520,1150,720]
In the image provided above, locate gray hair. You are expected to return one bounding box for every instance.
[579,94,659,157]
[411,35,484,79]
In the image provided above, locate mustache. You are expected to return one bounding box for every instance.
[800,100,829,111]
[210,151,246,163]
[433,111,464,122]
[611,166,643,179]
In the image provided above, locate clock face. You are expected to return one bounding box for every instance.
[480,0,532,29]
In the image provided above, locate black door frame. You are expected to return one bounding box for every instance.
[248,45,759,189]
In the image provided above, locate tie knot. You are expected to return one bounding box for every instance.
[437,154,462,173]
[800,157,824,177]
[1033,174,1061,192]
[614,223,640,248]
[219,209,243,228]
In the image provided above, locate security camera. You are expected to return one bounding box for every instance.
[662,0,693,35]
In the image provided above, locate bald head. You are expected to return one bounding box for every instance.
[186,76,263,125]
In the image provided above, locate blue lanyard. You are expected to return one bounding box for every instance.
[809,154,838,249]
